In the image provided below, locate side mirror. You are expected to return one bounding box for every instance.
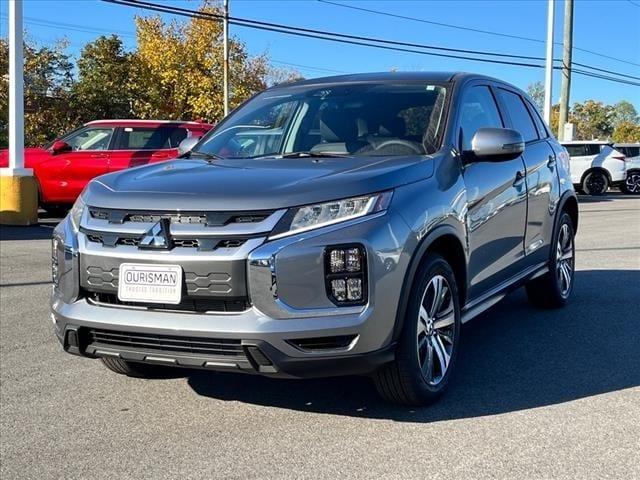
[468,128,524,162]
[178,137,200,156]
[51,140,72,155]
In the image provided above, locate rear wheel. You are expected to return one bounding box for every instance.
[621,170,640,195]
[582,170,609,196]
[373,254,461,406]
[525,212,575,308]
[100,357,176,378]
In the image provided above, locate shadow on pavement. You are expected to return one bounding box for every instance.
[188,269,640,421]
[0,213,62,241]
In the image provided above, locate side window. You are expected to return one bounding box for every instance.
[459,86,503,152]
[525,99,549,139]
[63,127,114,151]
[496,88,539,143]
[586,144,603,156]
[168,128,188,148]
[117,127,172,150]
[565,145,585,157]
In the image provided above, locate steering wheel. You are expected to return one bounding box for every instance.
[374,139,423,155]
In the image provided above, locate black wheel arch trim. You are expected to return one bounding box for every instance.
[391,224,468,342]
[556,189,579,235]
[580,167,611,186]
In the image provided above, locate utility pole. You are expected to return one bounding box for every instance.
[1,0,38,225]
[557,0,573,140]
[223,0,229,117]
[543,0,555,125]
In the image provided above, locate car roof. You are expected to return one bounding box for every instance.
[560,140,612,144]
[613,143,640,147]
[271,71,503,88]
[85,119,213,128]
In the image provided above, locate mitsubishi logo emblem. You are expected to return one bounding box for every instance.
[139,218,173,250]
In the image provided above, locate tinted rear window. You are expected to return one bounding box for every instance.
[117,127,187,150]
[496,88,538,143]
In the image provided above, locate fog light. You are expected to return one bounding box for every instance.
[330,279,347,301]
[329,249,346,273]
[346,278,362,301]
[345,248,362,272]
[325,244,367,305]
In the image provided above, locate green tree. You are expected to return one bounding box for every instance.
[526,81,544,112]
[612,121,640,143]
[570,100,614,140]
[611,100,638,128]
[72,35,133,121]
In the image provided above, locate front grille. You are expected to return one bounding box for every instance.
[85,328,244,357]
[83,290,250,313]
[89,208,274,226]
[84,232,246,251]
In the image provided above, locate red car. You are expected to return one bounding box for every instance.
[0,119,213,213]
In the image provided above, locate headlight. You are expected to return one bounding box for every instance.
[69,195,86,232]
[270,191,392,239]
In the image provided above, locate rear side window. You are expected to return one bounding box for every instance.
[586,144,603,156]
[117,127,187,150]
[565,145,585,157]
[459,86,503,151]
[525,100,549,139]
[496,89,539,143]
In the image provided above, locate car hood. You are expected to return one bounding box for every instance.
[85,155,435,211]
[0,147,51,168]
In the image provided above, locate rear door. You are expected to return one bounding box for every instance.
[564,143,591,185]
[37,126,114,203]
[108,126,186,173]
[494,87,559,263]
[458,84,528,300]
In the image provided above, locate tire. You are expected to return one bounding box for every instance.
[100,357,175,378]
[581,170,609,196]
[525,212,575,309]
[621,170,640,195]
[373,254,461,406]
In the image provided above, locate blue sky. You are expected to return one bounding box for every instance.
[1,0,639,108]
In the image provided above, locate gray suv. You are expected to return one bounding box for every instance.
[51,72,578,405]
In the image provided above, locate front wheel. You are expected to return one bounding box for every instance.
[525,212,575,308]
[582,171,609,196]
[373,254,461,406]
[621,170,640,195]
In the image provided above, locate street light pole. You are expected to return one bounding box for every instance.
[1,0,38,226]
[543,0,555,125]
[223,0,229,117]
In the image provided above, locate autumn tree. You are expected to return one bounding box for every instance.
[72,35,133,121]
[526,81,544,112]
[611,100,638,128]
[130,0,268,122]
[612,121,640,143]
[570,100,614,140]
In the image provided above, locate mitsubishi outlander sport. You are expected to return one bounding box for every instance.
[51,72,578,405]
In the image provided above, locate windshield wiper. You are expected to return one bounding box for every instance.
[250,151,352,159]
[188,150,224,161]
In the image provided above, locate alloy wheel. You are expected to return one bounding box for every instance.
[586,173,607,195]
[417,275,455,386]
[625,172,640,194]
[556,223,574,297]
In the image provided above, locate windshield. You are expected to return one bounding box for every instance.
[194,82,448,159]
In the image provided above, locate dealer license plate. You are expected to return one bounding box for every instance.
[118,263,183,305]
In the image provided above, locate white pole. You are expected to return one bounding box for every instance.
[223,0,229,117]
[9,0,25,172]
[543,0,555,125]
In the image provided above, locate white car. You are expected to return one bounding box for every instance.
[561,141,627,195]
[614,143,640,195]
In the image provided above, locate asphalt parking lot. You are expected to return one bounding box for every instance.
[1,195,639,480]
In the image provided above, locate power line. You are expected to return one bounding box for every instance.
[103,0,640,86]
[627,0,640,8]
[318,0,640,69]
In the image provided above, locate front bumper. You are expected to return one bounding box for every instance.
[51,207,414,378]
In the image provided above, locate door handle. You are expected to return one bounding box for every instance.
[90,153,108,159]
[547,155,556,168]
[513,170,525,187]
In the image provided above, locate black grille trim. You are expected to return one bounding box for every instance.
[82,229,247,251]
[89,208,275,226]
[85,328,244,357]
[287,335,358,352]
[83,290,250,313]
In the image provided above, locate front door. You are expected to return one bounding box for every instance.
[458,85,528,300]
[495,88,559,263]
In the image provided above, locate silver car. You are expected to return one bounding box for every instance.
[51,72,578,405]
